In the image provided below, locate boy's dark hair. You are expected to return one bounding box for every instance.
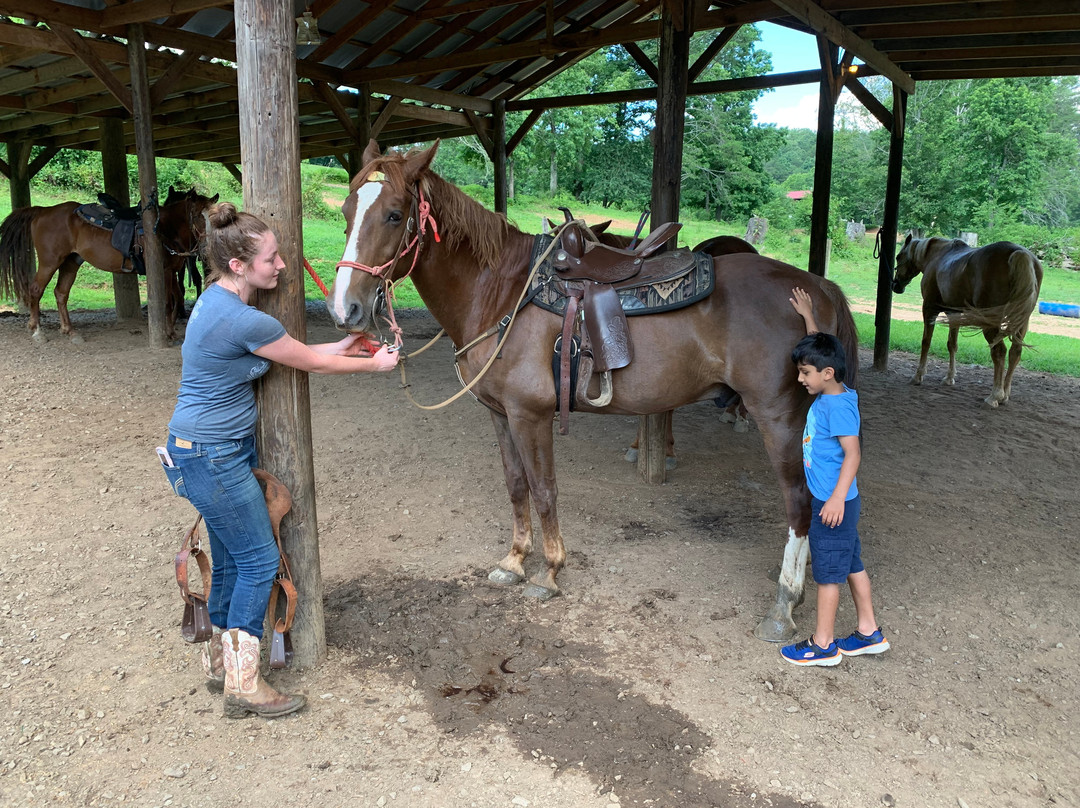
[792,332,847,383]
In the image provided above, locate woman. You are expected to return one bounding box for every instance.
[160,202,397,719]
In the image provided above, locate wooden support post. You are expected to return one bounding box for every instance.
[874,87,907,371]
[100,118,140,321]
[808,37,838,278]
[641,0,691,485]
[6,141,32,209]
[492,99,507,214]
[236,0,326,668]
[127,25,169,349]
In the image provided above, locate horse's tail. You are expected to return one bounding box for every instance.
[956,248,1042,347]
[0,207,38,304]
[820,276,860,389]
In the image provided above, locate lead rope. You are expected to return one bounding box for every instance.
[396,224,570,411]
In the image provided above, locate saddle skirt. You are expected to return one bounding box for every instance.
[75,203,144,274]
[529,234,715,318]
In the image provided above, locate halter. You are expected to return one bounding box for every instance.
[335,182,440,348]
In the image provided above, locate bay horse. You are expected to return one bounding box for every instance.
[892,235,1042,407]
[0,187,217,343]
[329,141,859,642]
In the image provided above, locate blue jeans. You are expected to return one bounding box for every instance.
[162,434,279,638]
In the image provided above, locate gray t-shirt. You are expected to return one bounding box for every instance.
[168,284,286,442]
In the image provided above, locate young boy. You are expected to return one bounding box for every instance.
[781,287,889,666]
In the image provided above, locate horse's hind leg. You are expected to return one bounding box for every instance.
[487,411,535,586]
[1001,327,1028,403]
[984,328,1007,407]
[26,261,58,343]
[943,325,959,385]
[53,259,83,343]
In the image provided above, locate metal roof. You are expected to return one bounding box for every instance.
[0,1,1077,167]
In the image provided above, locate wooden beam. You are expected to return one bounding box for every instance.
[28,145,60,176]
[367,79,493,113]
[844,73,891,130]
[0,1,102,30]
[507,107,543,154]
[689,26,738,81]
[314,80,364,145]
[369,96,402,139]
[874,88,907,371]
[150,50,203,108]
[102,0,229,28]
[770,0,916,94]
[51,23,134,113]
[464,109,494,156]
[623,42,658,83]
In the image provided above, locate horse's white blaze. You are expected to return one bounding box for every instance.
[778,527,809,594]
[332,182,384,321]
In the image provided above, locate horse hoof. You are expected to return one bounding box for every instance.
[70,334,85,345]
[523,582,559,601]
[624,447,638,463]
[941,378,955,387]
[31,330,47,344]
[733,419,749,433]
[488,567,524,586]
[718,411,736,424]
[665,456,677,471]
[909,376,923,386]
[754,609,796,643]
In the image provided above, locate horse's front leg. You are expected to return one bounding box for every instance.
[487,410,535,586]
[506,411,565,600]
[943,325,959,385]
[911,314,936,385]
[751,411,811,642]
[984,328,1007,407]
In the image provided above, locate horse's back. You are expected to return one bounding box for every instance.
[928,239,1042,309]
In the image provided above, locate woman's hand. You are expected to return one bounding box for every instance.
[370,345,400,371]
[335,334,377,357]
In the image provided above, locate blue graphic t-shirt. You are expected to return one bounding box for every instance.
[801,385,860,502]
[168,284,286,442]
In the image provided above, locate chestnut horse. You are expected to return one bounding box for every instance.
[892,235,1042,407]
[328,141,859,642]
[0,187,217,343]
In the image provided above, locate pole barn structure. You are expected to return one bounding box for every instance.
[1,2,1078,664]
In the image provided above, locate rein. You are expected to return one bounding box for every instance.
[396,224,568,412]
[335,184,440,349]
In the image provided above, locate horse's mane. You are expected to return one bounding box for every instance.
[353,148,520,271]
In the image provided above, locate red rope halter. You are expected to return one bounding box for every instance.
[334,185,440,347]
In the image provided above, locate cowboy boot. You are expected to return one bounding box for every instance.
[222,629,305,719]
[201,626,225,693]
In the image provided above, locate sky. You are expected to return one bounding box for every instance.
[750,23,825,131]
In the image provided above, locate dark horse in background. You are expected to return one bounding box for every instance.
[892,234,1042,407]
[328,141,859,642]
[0,187,217,343]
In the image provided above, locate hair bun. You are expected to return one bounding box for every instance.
[208,202,239,230]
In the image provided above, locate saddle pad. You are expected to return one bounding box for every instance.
[529,234,714,317]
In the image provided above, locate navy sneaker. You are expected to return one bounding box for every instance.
[836,628,890,656]
[780,636,842,666]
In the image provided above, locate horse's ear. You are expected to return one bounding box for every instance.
[362,139,381,166]
[210,194,219,203]
[903,233,912,246]
[593,220,612,234]
[403,140,439,183]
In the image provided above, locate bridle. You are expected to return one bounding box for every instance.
[334,181,440,348]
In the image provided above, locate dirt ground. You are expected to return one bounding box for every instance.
[1,301,1077,808]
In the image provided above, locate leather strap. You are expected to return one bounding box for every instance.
[559,291,581,436]
[175,514,210,605]
[252,468,298,668]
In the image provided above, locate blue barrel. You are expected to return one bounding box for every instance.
[1037,301,1080,318]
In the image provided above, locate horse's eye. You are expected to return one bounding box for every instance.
[388,210,402,224]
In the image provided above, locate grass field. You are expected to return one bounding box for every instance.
[3,181,1078,377]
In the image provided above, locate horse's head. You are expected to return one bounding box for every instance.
[892,233,925,294]
[327,139,439,335]
[157,189,219,254]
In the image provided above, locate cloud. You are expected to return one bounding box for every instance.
[754,92,819,131]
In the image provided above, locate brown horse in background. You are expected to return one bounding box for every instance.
[0,188,217,343]
[892,235,1042,407]
[328,141,860,642]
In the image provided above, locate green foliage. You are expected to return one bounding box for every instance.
[301,172,336,221]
